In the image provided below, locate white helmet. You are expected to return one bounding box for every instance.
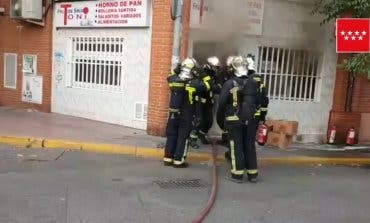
[204,56,220,72]
[226,56,235,67]
[246,56,255,71]
[181,57,197,69]
[231,56,247,77]
[207,56,220,67]
[179,57,197,80]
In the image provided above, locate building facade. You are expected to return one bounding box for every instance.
[1,0,369,143]
[0,0,53,112]
[148,0,370,143]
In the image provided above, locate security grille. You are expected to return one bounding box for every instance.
[70,37,124,91]
[257,46,322,102]
[4,53,17,89]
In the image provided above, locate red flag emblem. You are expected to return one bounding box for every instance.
[336,18,370,53]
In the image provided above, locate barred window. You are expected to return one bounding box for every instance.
[70,37,124,91]
[257,46,322,102]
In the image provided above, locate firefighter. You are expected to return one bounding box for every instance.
[222,55,269,161]
[216,56,235,146]
[217,56,260,183]
[189,56,221,147]
[164,58,207,168]
[245,54,269,124]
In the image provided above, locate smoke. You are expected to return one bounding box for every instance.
[191,0,254,39]
[190,0,260,62]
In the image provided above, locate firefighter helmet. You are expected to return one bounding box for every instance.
[231,56,247,77]
[179,57,197,80]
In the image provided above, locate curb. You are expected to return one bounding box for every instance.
[1,136,370,166]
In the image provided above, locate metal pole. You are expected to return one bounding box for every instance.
[171,0,183,69]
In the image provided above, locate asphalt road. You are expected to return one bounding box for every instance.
[0,144,369,223]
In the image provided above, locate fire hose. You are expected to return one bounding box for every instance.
[192,140,218,223]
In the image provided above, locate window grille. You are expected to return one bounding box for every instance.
[257,46,322,102]
[69,37,124,91]
[4,53,17,89]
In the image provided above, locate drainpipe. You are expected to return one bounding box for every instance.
[171,0,183,69]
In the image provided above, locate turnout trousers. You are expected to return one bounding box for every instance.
[164,109,193,165]
[227,120,258,179]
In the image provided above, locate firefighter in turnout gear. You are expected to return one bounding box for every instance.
[223,55,269,162]
[217,56,260,183]
[216,56,235,146]
[189,56,221,147]
[164,58,208,168]
[245,54,269,123]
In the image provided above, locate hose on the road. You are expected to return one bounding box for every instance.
[192,140,218,223]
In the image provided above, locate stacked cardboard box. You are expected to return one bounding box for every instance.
[265,119,298,149]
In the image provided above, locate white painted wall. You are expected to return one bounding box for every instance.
[52,15,152,130]
[190,0,338,142]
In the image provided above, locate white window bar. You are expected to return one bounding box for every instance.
[71,37,76,87]
[75,37,80,88]
[293,51,301,100]
[303,54,311,100]
[273,48,280,98]
[284,49,291,99]
[289,50,296,101]
[81,37,86,89]
[94,51,98,89]
[314,57,320,101]
[86,38,91,89]
[308,55,315,100]
[119,59,123,90]
[268,47,275,97]
[263,47,269,91]
[98,37,102,87]
[112,39,117,91]
[298,52,306,100]
[278,49,285,99]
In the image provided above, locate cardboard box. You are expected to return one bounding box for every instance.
[267,132,293,149]
[264,119,276,131]
[266,119,298,136]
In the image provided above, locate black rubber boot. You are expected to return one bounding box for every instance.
[189,138,200,149]
[224,151,231,162]
[221,132,229,143]
[173,162,189,168]
[163,161,173,166]
[225,176,244,184]
[247,173,258,183]
[198,133,210,145]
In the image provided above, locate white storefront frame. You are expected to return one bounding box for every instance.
[51,2,153,130]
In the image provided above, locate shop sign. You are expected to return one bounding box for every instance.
[55,0,150,28]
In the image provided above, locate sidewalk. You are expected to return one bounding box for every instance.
[0,107,370,165]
